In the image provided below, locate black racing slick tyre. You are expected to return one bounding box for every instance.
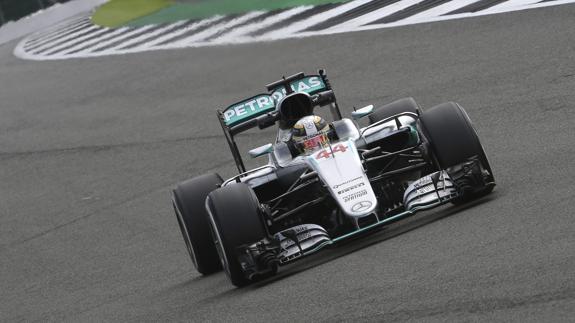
[419,102,495,200]
[369,97,420,124]
[172,174,223,275]
[206,183,273,287]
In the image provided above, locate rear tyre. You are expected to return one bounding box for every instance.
[172,174,223,275]
[207,183,273,287]
[369,97,420,124]
[419,102,495,200]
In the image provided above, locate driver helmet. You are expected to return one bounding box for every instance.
[291,115,330,154]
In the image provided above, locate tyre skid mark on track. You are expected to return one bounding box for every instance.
[337,287,575,322]
[0,132,266,159]
[2,158,236,250]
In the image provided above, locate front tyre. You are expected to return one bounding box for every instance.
[419,102,495,201]
[172,174,223,275]
[206,183,274,287]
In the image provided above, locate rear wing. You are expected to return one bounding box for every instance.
[217,69,343,173]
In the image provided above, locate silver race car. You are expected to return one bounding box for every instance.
[172,70,495,286]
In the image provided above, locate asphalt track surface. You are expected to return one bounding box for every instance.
[1,4,574,322]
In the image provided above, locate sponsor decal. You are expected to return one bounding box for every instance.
[351,201,373,213]
[291,226,312,234]
[412,176,435,195]
[303,118,317,134]
[271,76,326,102]
[332,176,362,189]
[337,182,364,195]
[416,185,435,195]
[277,225,318,249]
[315,143,348,159]
[412,177,432,189]
[343,189,368,203]
[224,94,275,126]
[223,76,326,126]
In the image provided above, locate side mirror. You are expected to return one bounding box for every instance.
[248,143,273,158]
[351,105,374,120]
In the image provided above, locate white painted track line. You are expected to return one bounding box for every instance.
[42,27,110,55]
[400,0,483,22]
[27,16,87,39]
[485,0,546,12]
[13,0,575,60]
[214,6,312,43]
[345,0,575,33]
[57,27,131,55]
[258,0,375,39]
[25,20,92,49]
[26,17,89,45]
[325,0,425,33]
[165,12,267,48]
[83,24,156,53]
[130,16,222,49]
[30,25,100,54]
[109,20,189,50]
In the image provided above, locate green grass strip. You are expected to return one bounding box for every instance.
[92,0,174,28]
[127,0,350,27]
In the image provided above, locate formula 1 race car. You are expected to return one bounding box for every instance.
[172,70,495,287]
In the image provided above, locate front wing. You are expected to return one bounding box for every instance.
[267,169,458,265]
